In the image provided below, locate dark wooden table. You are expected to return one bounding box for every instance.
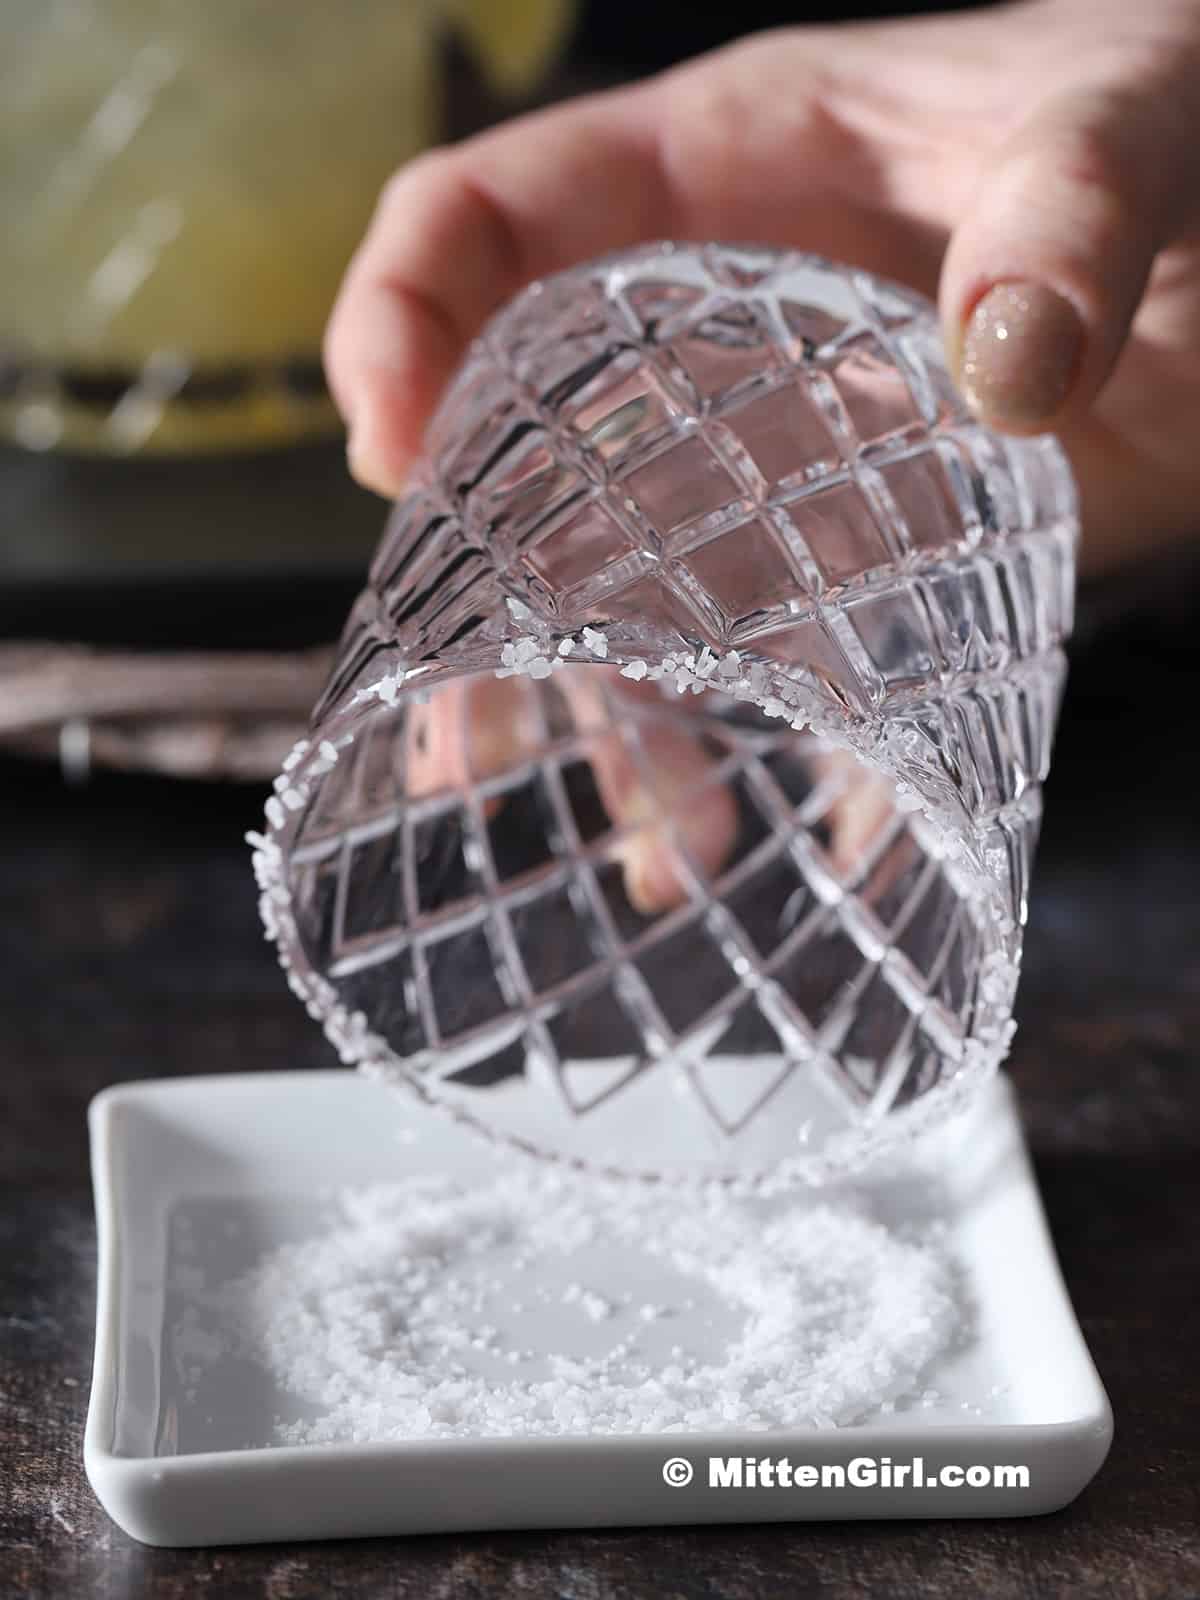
[2,594,1199,1599]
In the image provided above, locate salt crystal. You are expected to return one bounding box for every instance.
[581,1291,613,1323]
[173,1169,961,1445]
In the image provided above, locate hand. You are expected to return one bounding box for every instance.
[327,0,1200,575]
[325,0,1200,913]
[403,667,897,915]
[405,669,739,912]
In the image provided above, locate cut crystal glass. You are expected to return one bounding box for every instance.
[251,243,1077,1187]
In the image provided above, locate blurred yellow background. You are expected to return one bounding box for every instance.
[1,0,571,454]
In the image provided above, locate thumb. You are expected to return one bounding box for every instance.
[940,79,1198,433]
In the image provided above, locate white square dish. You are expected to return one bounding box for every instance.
[85,1071,1111,1547]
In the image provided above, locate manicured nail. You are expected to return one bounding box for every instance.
[621,833,683,915]
[959,282,1083,430]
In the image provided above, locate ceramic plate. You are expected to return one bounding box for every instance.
[85,1070,1111,1546]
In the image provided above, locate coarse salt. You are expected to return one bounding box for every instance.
[172,1168,960,1446]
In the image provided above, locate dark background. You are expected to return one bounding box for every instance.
[576,0,985,69]
[3,589,1198,1599]
[3,3,1199,1596]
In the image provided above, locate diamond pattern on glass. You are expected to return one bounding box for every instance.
[424,917,514,1043]
[561,351,679,468]
[264,243,1078,1185]
[485,773,564,882]
[633,916,741,1037]
[474,430,582,557]
[872,447,966,556]
[585,570,718,642]
[837,971,918,1101]
[845,587,939,693]
[687,1015,797,1136]
[923,563,1005,675]
[340,830,405,944]
[547,980,646,1089]
[715,378,841,492]
[616,274,710,342]
[524,498,637,591]
[673,517,808,632]
[291,855,341,974]
[748,613,865,710]
[620,434,745,538]
[410,808,482,916]
[823,331,924,445]
[335,948,425,1061]
[509,877,604,998]
[771,920,871,1041]
[668,300,784,405]
[778,477,893,590]
[722,848,818,958]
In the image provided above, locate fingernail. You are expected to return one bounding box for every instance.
[346,413,392,496]
[621,833,683,915]
[959,282,1083,430]
[345,378,408,497]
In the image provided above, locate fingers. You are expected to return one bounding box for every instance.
[556,674,739,914]
[403,667,738,916]
[325,86,670,494]
[810,749,900,882]
[407,676,543,819]
[326,33,943,496]
[941,70,1200,434]
[404,671,915,922]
